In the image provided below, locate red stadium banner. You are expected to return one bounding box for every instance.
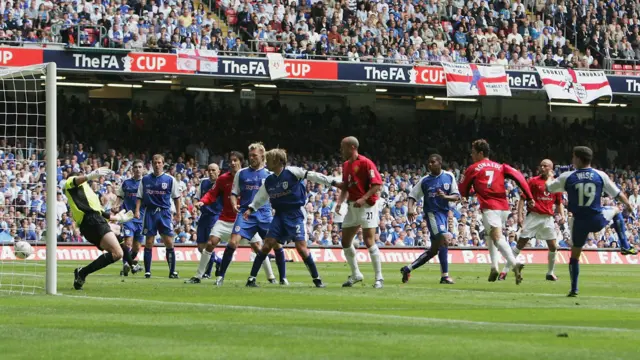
[126,52,184,74]
[2,245,638,265]
[0,48,44,67]
[283,60,338,80]
[412,65,446,85]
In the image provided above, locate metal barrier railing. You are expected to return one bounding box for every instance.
[6,36,639,76]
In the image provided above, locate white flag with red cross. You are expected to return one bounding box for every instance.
[442,62,512,97]
[535,67,612,103]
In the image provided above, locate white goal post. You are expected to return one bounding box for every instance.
[0,63,56,295]
[46,63,57,295]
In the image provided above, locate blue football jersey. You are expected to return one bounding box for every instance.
[232,167,273,219]
[197,178,222,216]
[137,172,181,210]
[409,170,459,213]
[250,166,333,213]
[117,177,144,223]
[547,168,620,217]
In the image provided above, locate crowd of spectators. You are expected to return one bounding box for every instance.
[1,91,640,251]
[3,0,640,68]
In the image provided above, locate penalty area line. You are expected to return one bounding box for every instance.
[60,293,639,333]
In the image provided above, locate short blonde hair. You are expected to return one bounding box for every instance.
[265,148,287,165]
[248,142,265,154]
[248,142,265,162]
[152,154,165,163]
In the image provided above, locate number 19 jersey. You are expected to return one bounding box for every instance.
[547,168,620,217]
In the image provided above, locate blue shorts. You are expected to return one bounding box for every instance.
[122,220,144,242]
[197,212,219,244]
[425,211,449,241]
[571,207,617,248]
[142,208,174,237]
[267,211,306,244]
[232,213,270,241]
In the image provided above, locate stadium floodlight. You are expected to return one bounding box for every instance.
[143,80,173,84]
[44,81,102,87]
[39,76,65,80]
[186,87,235,93]
[423,95,434,99]
[433,97,478,102]
[596,103,627,107]
[108,83,142,88]
[548,102,590,107]
[254,84,277,88]
[375,88,388,93]
[0,63,57,296]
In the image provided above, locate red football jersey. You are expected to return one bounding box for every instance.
[459,159,533,211]
[527,175,562,216]
[201,172,237,222]
[342,155,383,206]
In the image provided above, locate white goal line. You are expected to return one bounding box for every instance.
[60,294,640,334]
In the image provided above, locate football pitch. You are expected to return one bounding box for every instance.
[1,262,639,360]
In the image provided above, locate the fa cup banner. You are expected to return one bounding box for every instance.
[442,62,511,97]
[535,67,612,103]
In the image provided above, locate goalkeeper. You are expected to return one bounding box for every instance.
[63,167,134,290]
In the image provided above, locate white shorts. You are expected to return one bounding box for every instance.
[343,202,379,229]
[481,209,509,231]
[520,212,556,240]
[210,220,261,243]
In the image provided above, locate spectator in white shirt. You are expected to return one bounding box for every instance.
[630,188,640,207]
[553,29,566,48]
[506,26,523,45]
[194,142,210,168]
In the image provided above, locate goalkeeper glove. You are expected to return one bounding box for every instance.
[114,210,134,224]
[87,167,113,181]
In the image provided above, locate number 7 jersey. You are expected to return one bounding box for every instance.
[459,158,533,210]
[546,167,620,217]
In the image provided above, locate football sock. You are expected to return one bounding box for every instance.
[502,248,520,273]
[80,253,115,278]
[204,251,216,277]
[131,250,139,262]
[438,246,449,275]
[343,244,361,278]
[496,236,517,268]
[487,237,499,270]
[408,249,436,271]
[274,247,287,281]
[250,252,267,278]
[121,244,133,267]
[612,213,631,250]
[369,245,383,280]
[303,254,319,279]
[144,248,152,273]
[166,247,176,274]
[195,249,212,279]
[219,245,236,277]
[122,246,131,264]
[547,251,557,275]
[569,257,580,293]
[261,252,275,280]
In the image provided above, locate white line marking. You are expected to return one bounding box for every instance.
[60,294,640,333]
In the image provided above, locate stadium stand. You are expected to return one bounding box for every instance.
[1,92,638,252]
[3,0,640,68]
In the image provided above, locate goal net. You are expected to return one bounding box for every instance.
[0,63,57,295]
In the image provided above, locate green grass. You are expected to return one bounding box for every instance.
[1,261,640,359]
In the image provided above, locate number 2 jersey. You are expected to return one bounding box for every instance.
[459,158,533,210]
